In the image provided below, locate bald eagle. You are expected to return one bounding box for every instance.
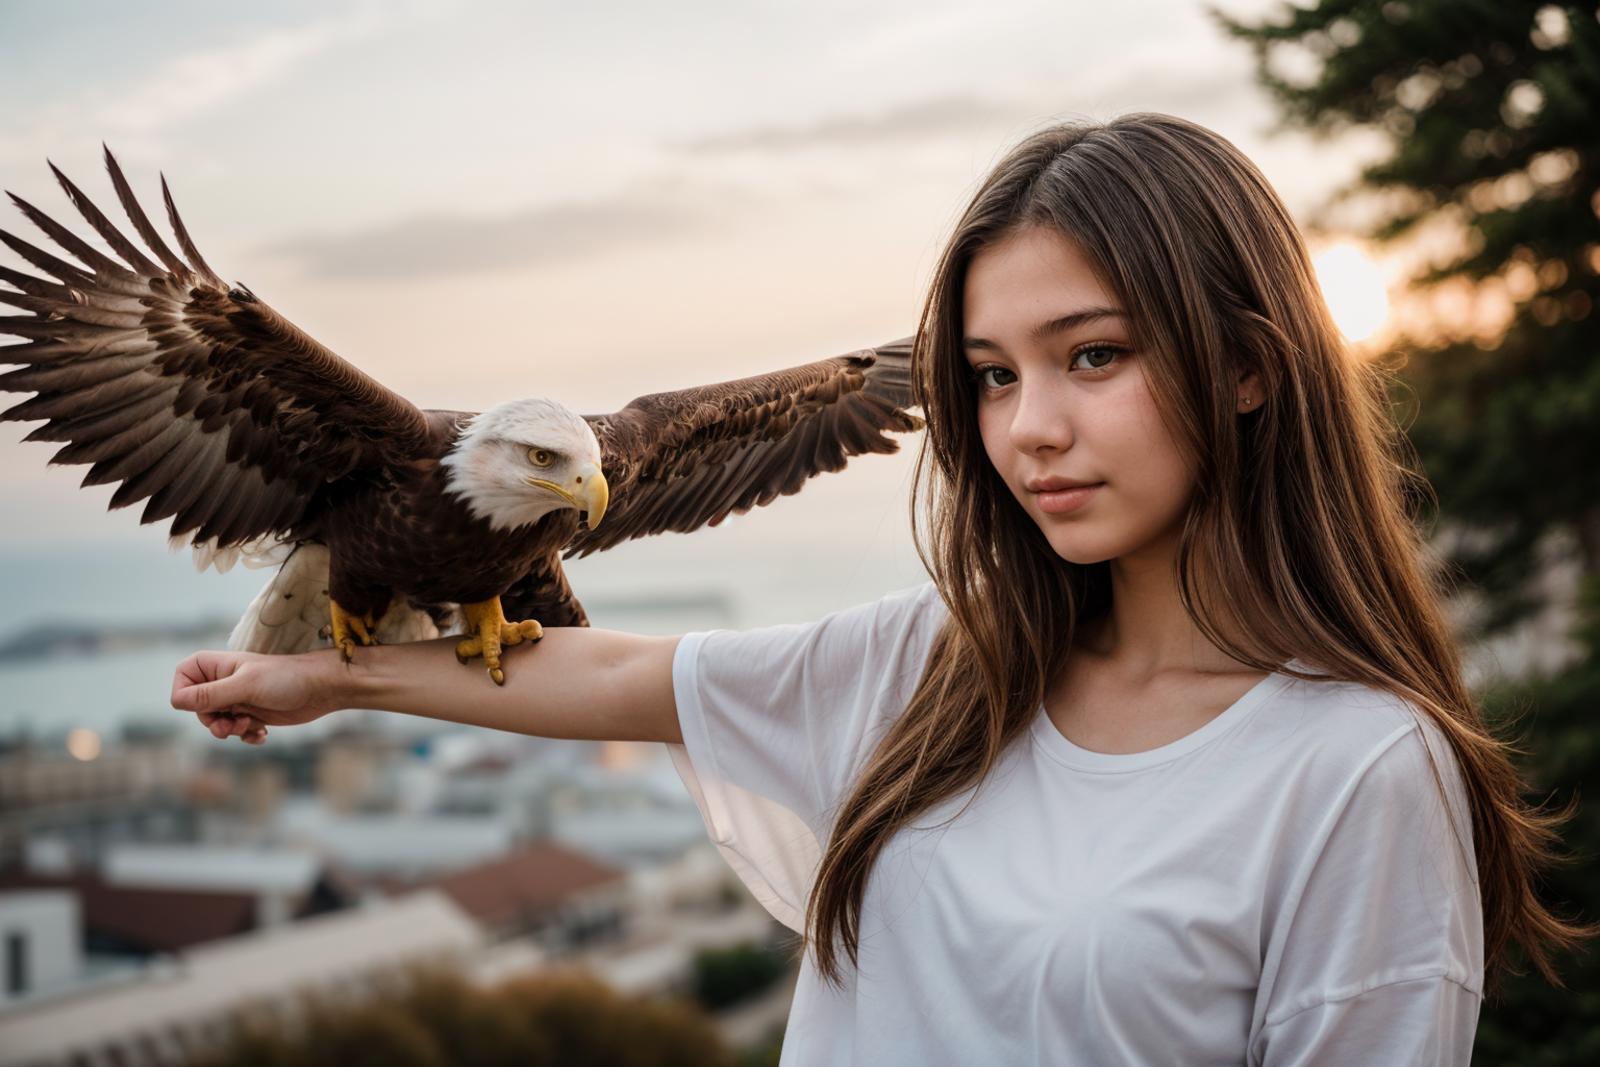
[0,149,922,684]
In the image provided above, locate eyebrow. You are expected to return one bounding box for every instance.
[962,306,1128,352]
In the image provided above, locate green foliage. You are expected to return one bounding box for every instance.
[185,960,739,1067]
[1215,2,1599,1061]
[1472,590,1600,1062]
[736,1022,786,1067]
[691,938,793,1011]
[1217,0,1600,636]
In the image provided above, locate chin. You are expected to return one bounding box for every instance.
[1029,513,1136,565]
[1039,513,1183,567]
[1045,540,1119,566]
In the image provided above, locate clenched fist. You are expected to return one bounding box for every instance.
[171,649,343,744]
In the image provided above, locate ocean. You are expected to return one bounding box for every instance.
[0,480,932,746]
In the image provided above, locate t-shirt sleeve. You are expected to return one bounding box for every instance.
[1250,716,1485,1066]
[664,580,945,932]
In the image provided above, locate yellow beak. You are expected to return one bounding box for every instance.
[578,466,607,530]
[525,463,607,529]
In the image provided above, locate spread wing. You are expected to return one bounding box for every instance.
[562,337,922,560]
[0,147,432,551]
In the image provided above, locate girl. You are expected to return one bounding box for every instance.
[171,113,1587,1065]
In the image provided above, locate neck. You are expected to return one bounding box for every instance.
[1082,528,1253,681]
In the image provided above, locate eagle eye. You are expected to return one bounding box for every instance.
[528,447,555,468]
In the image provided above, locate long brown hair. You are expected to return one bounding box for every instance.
[803,112,1593,997]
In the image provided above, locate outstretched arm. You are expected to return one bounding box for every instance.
[170,629,683,745]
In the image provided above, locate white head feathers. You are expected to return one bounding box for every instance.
[440,398,602,531]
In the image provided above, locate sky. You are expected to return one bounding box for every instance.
[0,0,1394,585]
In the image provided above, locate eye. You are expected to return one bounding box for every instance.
[970,364,1016,390]
[528,448,555,467]
[1070,344,1125,372]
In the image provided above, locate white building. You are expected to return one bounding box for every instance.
[0,889,484,1067]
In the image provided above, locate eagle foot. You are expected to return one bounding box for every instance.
[329,600,381,663]
[455,597,543,685]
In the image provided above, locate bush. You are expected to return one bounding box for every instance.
[691,940,793,1011]
[185,959,738,1067]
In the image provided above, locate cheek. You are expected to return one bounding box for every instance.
[1105,384,1196,509]
[975,402,1016,482]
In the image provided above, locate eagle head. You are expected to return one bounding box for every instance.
[439,399,608,532]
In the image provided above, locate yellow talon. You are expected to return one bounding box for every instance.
[330,600,380,662]
[455,597,543,685]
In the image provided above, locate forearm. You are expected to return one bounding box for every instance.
[314,626,683,743]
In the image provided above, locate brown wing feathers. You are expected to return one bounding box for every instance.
[564,340,922,559]
[1,147,925,568]
[0,148,431,549]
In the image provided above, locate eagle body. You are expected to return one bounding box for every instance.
[310,444,586,627]
[0,149,923,682]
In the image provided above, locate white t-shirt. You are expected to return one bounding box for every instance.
[665,580,1483,1066]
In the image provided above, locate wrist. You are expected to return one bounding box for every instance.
[303,646,362,711]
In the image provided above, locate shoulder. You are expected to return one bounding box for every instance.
[687,578,944,681]
[855,578,947,662]
[1252,673,1484,1018]
[1262,669,1472,850]
[833,579,948,697]
[814,578,945,643]
[1270,666,1434,759]
[1258,668,1466,811]
[873,577,945,617]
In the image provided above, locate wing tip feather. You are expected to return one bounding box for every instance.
[159,172,223,287]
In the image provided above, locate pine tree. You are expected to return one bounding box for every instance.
[1214,3,1599,1062]
[1219,0,1599,629]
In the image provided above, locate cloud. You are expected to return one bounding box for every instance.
[257,66,1261,282]
[0,1,448,166]
[98,6,396,133]
[670,62,1257,161]
[826,7,1024,68]
[672,94,1026,154]
[259,183,723,280]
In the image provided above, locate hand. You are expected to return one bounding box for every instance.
[171,649,343,744]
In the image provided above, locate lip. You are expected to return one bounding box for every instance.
[1025,476,1102,492]
[1031,481,1103,515]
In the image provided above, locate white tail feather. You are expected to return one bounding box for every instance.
[375,598,463,644]
[228,543,464,654]
[173,531,301,575]
[228,544,334,654]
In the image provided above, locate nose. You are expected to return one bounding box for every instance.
[1007,369,1075,455]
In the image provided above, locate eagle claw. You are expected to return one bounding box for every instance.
[330,600,380,663]
[456,598,543,685]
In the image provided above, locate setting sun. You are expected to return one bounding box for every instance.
[1311,241,1392,342]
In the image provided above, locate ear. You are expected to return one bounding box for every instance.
[1236,369,1263,413]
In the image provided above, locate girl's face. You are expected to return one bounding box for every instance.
[962,225,1197,566]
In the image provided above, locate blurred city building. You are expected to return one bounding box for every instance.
[0,588,794,1066]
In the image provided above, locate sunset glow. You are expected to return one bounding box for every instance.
[1312,242,1392,342]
